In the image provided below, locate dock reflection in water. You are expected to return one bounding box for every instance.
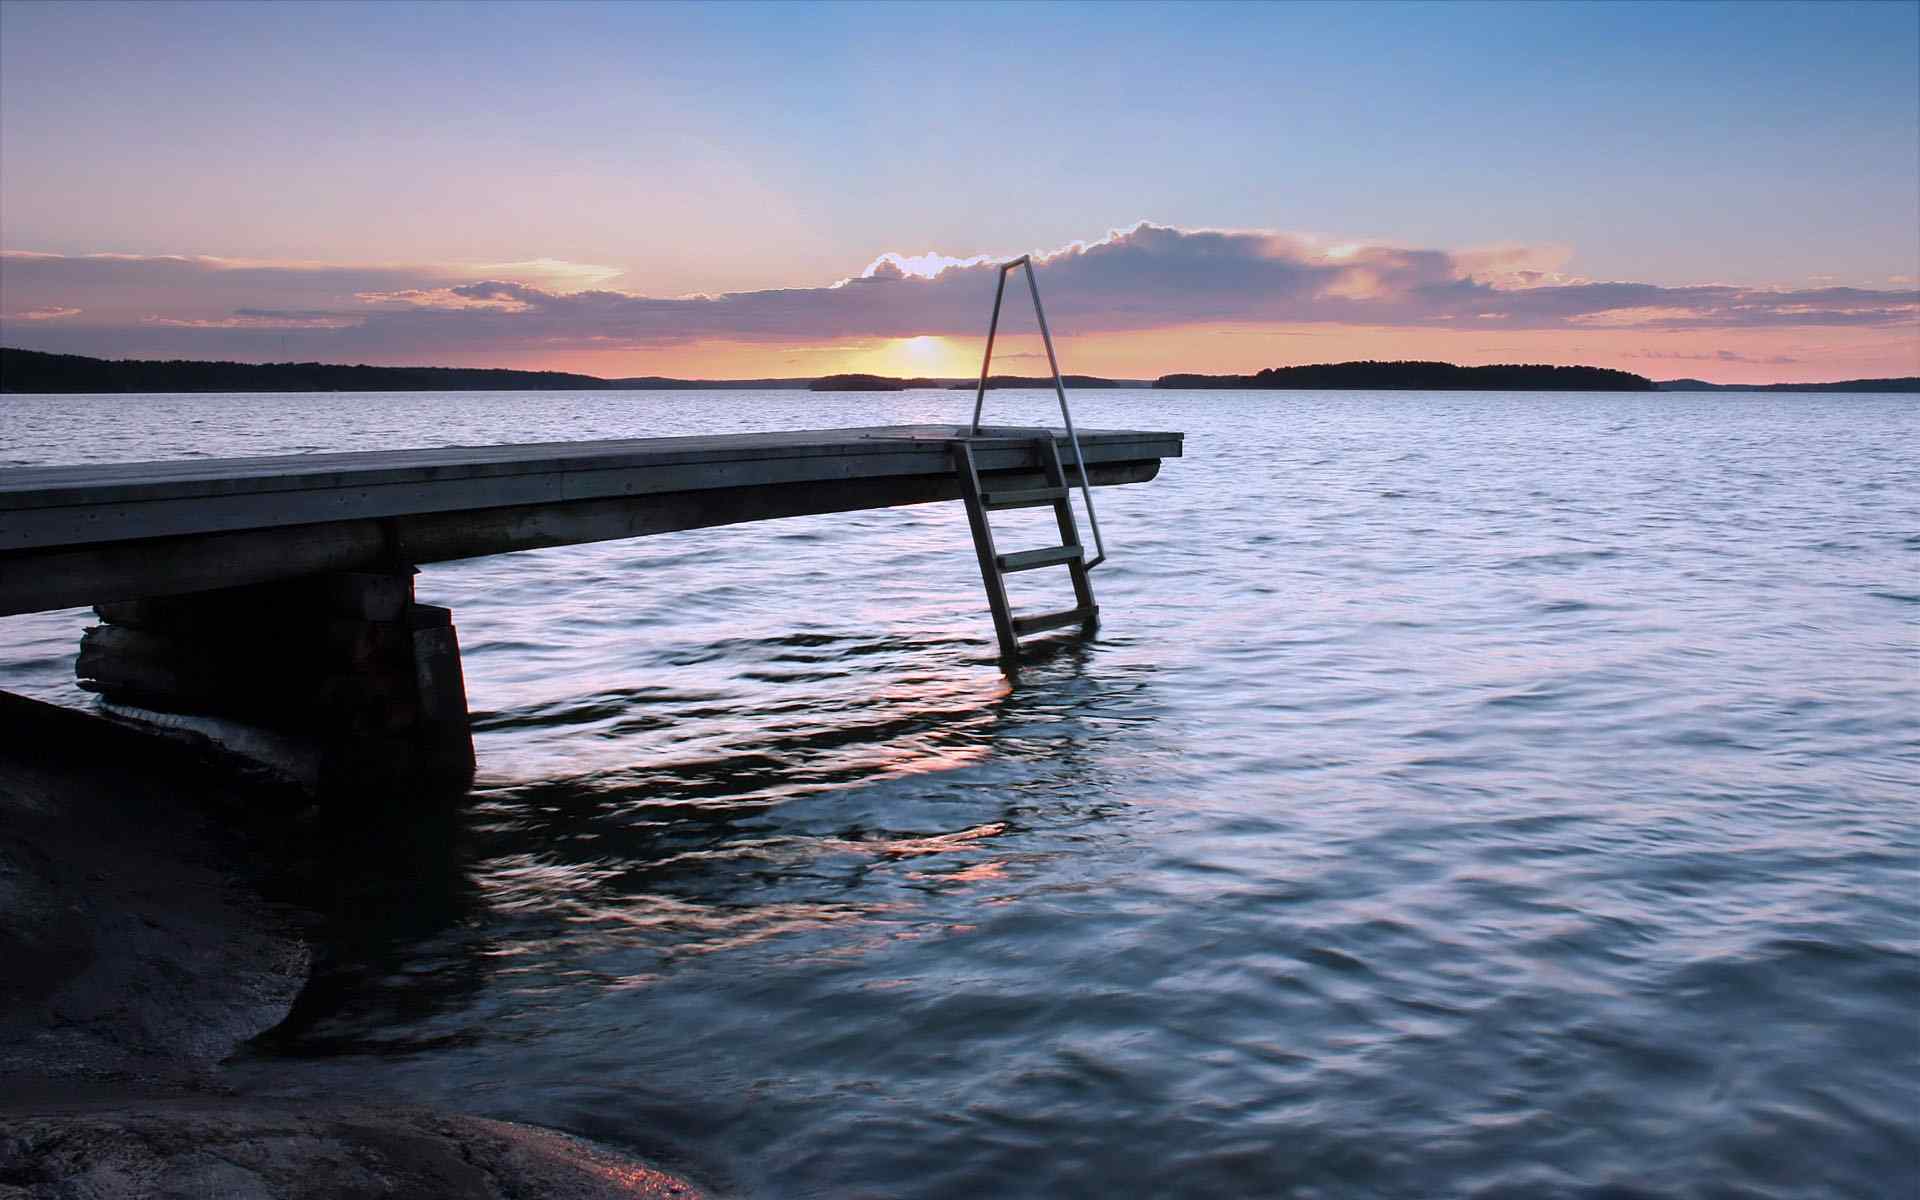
[251,607,1156,1062]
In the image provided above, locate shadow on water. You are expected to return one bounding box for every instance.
[249,799,490,1057]
[246,627,1159,1060]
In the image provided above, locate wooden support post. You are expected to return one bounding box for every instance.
[409,603,476,789]
[77,570,475,801]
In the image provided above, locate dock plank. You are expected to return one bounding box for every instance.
[0,425,1181,614]
[0,425,1179,546]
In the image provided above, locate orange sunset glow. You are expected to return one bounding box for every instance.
[5,220,1915,385]
[393,318,1920,389]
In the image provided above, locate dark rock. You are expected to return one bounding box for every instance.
[0,693,709,1199]
[0,694,308,1087]
[0,1102,706,1199]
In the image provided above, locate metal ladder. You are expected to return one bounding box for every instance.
[955,255,1104,664]
[952,434,1098,662]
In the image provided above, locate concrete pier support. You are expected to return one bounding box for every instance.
[76,570,475,799]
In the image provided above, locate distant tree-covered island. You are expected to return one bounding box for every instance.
[1156,361,1657,390]
[0,348,816,394]
[943,374,1137,390]
[810,373,938,391]
[1655,375,1918,393]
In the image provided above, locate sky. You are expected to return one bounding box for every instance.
[1,0,1916,384]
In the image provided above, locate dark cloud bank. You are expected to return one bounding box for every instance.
[3,223,1915,361]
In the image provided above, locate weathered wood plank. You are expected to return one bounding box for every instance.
[0,424,1171,494]
[996,545,1084,572]
[981,486,1069,510]
[0,457,1163,615]
[1011,606,1099,636]
[0,425,1182,550]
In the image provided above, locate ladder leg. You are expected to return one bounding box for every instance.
[1037,438,1099,626]
[952,441,1020,663]
[1023,262,1106,567]
[970,269,1012,436]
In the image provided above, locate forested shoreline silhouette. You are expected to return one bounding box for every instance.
[1155,361,1656,390]
[3,347,1911,394]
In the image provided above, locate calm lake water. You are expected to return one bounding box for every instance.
[2,388,1916,1197]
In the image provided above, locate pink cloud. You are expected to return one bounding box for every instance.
[1624,348,1801,365]
[3,224,1916,363]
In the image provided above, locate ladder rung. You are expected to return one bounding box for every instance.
[997,545,1082,573]
[1013,606,1098,637]
[982,486,1068,511]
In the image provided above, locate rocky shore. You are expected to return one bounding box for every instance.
[0,692,708,1199]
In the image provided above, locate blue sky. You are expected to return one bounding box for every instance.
[2,0,1915,380]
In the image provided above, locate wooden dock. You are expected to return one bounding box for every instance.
[0,424,1179,615]
[0,424,1181,797]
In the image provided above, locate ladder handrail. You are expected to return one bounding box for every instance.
[968,256,1106,569]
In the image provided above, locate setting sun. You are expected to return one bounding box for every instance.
[833,334,979,379]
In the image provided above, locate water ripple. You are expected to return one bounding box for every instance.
[2,388,1916,1197]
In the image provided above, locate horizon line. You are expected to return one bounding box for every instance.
[4,345,1916,393]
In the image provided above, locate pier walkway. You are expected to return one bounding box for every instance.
[0,424,1179,614]
[0,424,1181,796]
